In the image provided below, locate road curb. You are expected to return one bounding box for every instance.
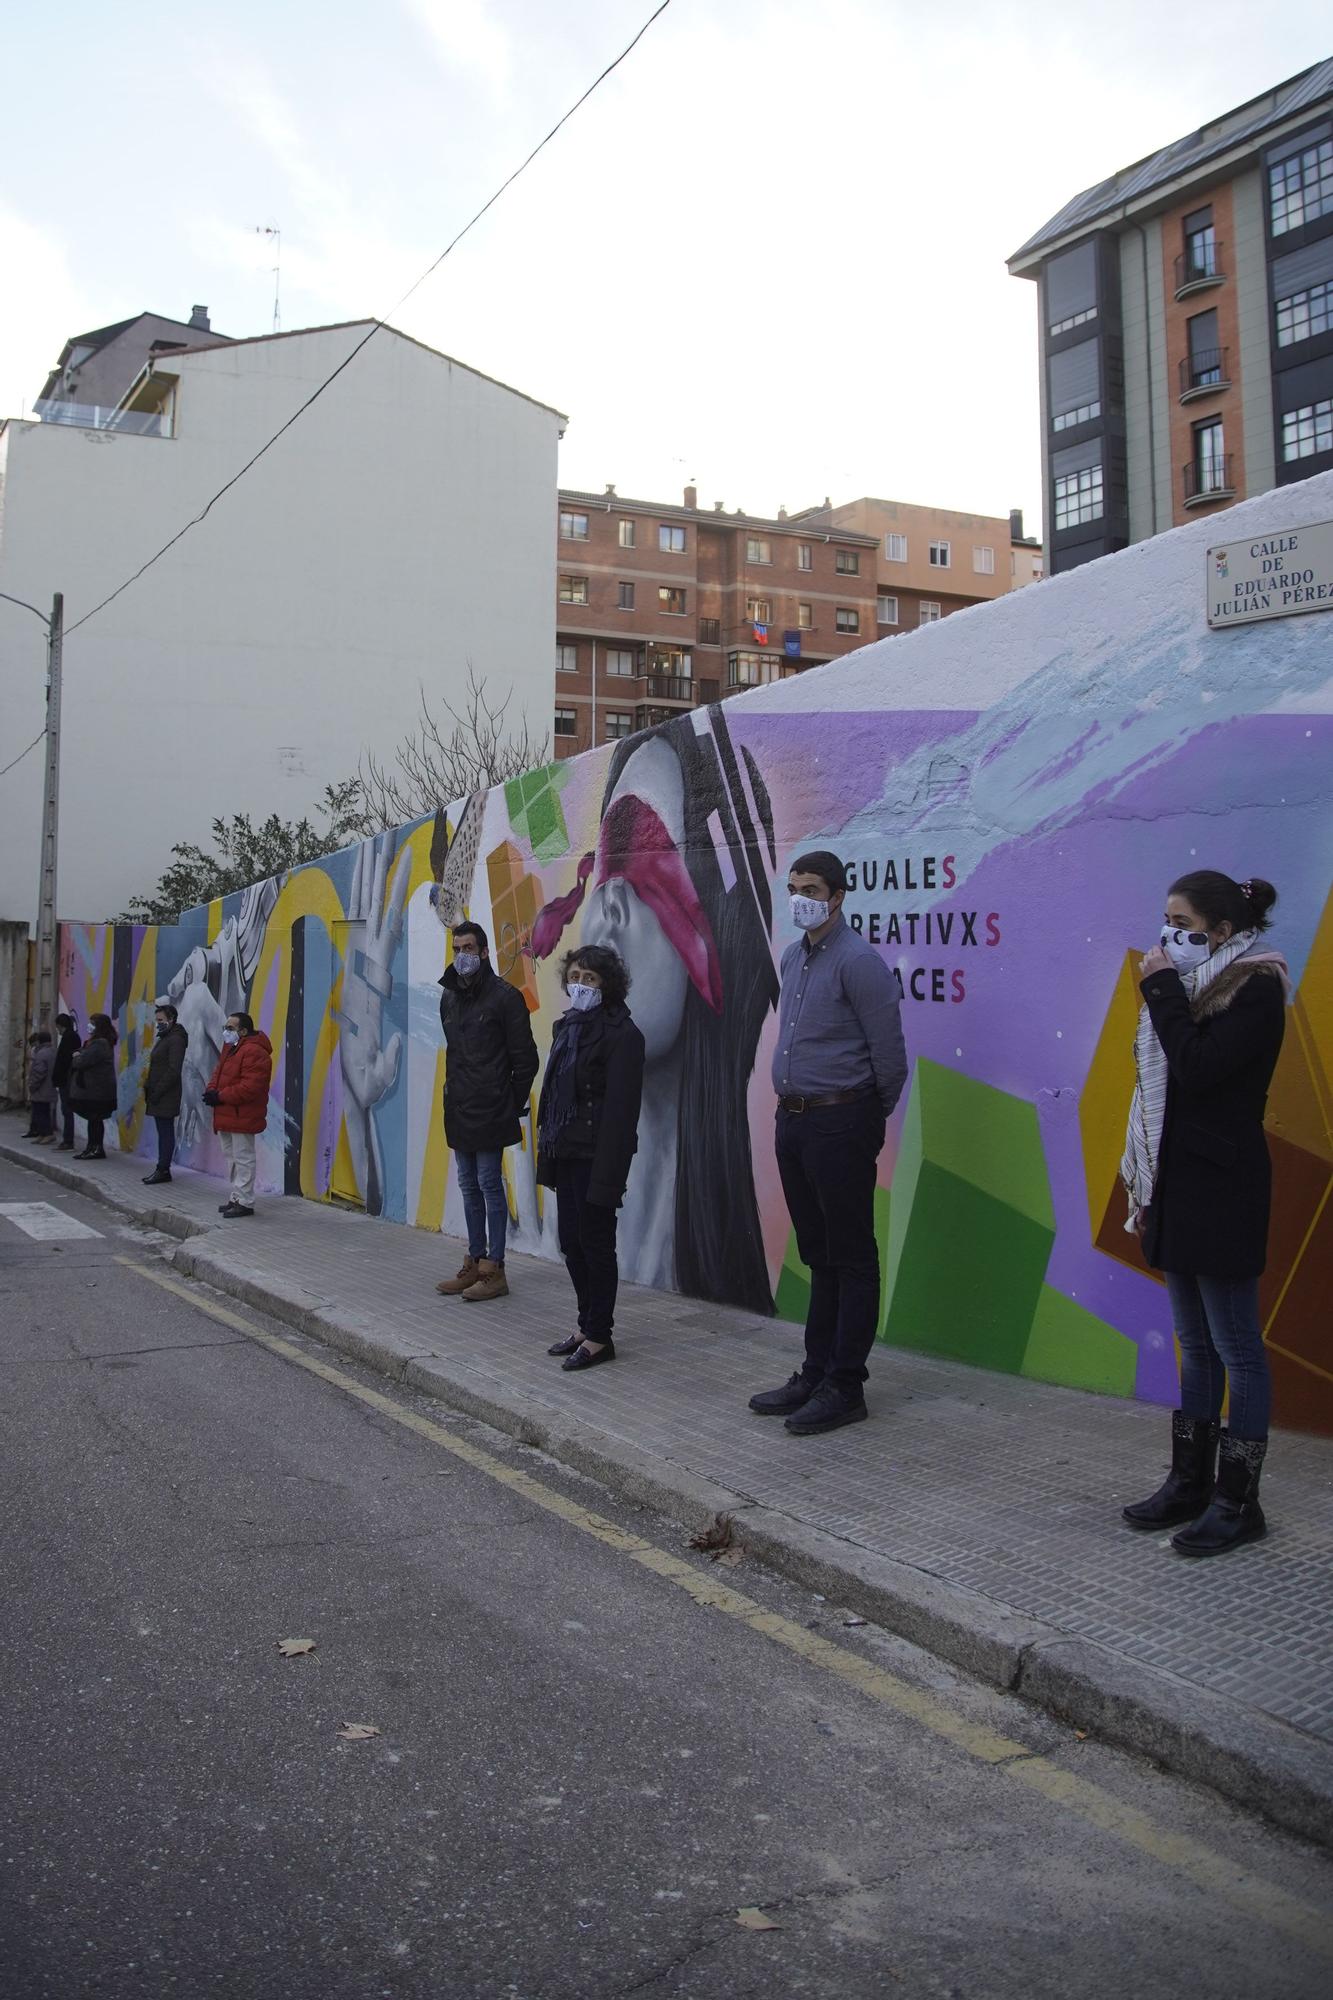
[6,1134,1333,1849]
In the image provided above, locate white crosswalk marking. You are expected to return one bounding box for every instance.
[0,1201,103,1242]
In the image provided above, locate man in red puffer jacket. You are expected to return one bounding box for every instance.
[203,1010,274,1218]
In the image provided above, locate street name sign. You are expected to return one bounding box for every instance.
[1207,517,1333,628]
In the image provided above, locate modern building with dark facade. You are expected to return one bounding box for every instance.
[1008,60,1333,573]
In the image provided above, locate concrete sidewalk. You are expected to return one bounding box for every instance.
[4,1115,1332,1847]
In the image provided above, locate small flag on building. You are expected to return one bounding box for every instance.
[783,630,802,658]
[753,622,768,644]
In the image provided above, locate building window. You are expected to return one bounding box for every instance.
[1186,307,1222,388]
[556,643,578,673]
[928,541,951,568]
[1193,417,1227,491]
[1270,136,1333,235]
[797,543,813,570]
[648,646,691,678]
[919,602,941,624]
[727,651,787,688]
[605,712,633,740]
[559,510,589,540]
[555,707,577,736]
[606,648,636,677]
[877,594,899,625]
[835,607,860,634]
[1182,207,1216,283]
[1052,400,1101,432]
[1053,464,1103,530]
[1282,398,1333,461]
[835,549,860,574]
[659,586,687,614]
[798,601,814,630]
[972,547,994,575]
[699,617,721,645]
[659,524,686,553]
[1276,278,1333,347]
[746,536,772,563]
[617,581,635,610]
[618,519,636,548]
[559,575,588,604]
[885,533,907,562]
[747,596,772,623]
[1044,239,1098,335]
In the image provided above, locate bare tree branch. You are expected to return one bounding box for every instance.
[344,668,550,838]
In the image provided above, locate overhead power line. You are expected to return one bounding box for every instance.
[64,0,673,641]
[0,732,45,780]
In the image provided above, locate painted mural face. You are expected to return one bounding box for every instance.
[581,739,690,1064]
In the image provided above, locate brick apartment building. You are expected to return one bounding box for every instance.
[1008,59,1333,574]
[553,486,1039,755]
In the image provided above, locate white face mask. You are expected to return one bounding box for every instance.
[790,894,830,932]
[454,950,481,980]
[1159,924,1212,973]
[568,982,602,1013]
[221,1028,240,1046]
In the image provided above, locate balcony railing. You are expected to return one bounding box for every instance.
[1173,242,1225,299]
[32,397,169,439]
[643,674,694,702]
[1182,454,1235,507]
[1179,347,1230,402]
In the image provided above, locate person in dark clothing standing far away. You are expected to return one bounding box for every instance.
[435,922,540,1304]
[751,851,908,1436]
[69,1015,119,1160]
[537,945,645,1372]
[51,1012,81,1149]
[202,1012,273,1219]
[1121,871,1288,1557]
[24,1032,55,1141]
[141,1000,188,1186]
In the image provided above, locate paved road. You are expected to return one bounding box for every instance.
[1,1154,1329,1999]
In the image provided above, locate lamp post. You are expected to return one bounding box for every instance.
[1,588,63,1027]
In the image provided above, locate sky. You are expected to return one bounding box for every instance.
[2,1,1330,542]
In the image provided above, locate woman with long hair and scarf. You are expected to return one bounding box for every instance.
[1120,870,1288,1557]
[531,709,778,1316]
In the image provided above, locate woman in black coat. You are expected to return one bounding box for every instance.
[51,1012,81,1149]
[1120,871,1287,1557]
[68,1014,119,1161]
[536,944,645,1371]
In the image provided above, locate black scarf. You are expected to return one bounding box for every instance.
[539,1013,584,1150]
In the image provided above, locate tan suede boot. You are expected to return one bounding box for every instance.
[436,1256,481,1297]
[461,1259,510,1303]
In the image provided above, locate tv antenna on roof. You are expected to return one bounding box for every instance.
[255,223,281,332]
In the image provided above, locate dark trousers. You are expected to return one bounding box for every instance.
[776,1097,885,1395]
[1165,1272,1271,1441]
[84,1115,106,1152]
[29,1102,53,1136]
[555,1154,620,1342]
[59,1088,75,1145]
[154,1114,177,1173]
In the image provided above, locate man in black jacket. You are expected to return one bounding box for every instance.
[51,1013,81,1150]
[142,1000,189,1185]
[435,922,540,1303]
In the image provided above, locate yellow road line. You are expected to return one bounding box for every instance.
[116,1254,1333,1960]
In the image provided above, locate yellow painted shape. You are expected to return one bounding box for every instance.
[117,932,159,1155]
[300,978,342,1200]
[206,898,224,946]
[414,1047,450,1230]
[115,1250,1333,1967]
[246,871,348,1200]
[1079,951,1142,1223]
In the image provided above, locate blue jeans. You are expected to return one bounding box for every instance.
[454,1150,507,1264]
[1165,1272,1271,1441]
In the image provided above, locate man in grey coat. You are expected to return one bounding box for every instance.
[142,1000,188,1185]
[750,850,908,1436]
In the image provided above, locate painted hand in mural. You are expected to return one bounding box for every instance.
[339,833,412,1213]
[169,948,228,1147]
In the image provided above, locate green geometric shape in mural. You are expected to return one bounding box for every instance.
[1022,1285,1137,1397]
[505,762,572,864]
[880,1058,1055,1374]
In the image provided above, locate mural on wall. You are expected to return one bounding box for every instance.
[59,696,1333,1435]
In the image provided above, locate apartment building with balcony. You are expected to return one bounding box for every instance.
[1008,59,1333,573]
[553,486,877,755]
[792,496,1037,627]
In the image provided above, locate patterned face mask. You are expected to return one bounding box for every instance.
[1159,924,1211,973]
[790,894,829,932]
[567,982,603,1013]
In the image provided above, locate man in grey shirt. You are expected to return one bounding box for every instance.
[751,850,908,1434]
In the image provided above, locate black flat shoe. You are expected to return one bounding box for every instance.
[561,1341,615,1371]
[548,1334,582,1356]
[142,1170,172,1186]
[74,1148,106,1160]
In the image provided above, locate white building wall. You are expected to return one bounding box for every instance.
[0,324,561,923]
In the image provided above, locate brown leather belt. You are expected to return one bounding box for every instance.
[777,1089,874,1113]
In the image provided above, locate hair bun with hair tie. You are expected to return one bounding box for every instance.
[1241,879,1254,897]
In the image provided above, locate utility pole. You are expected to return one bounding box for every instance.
[34,593,63,1029]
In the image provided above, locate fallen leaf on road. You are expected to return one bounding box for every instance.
[276,1638,317,1658]
[1074,1729,1089,1741]
[735,1908,781,1931]
[712,1544,744,1567]
[689,1513,735,1552]
[338,1723,381,1741]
